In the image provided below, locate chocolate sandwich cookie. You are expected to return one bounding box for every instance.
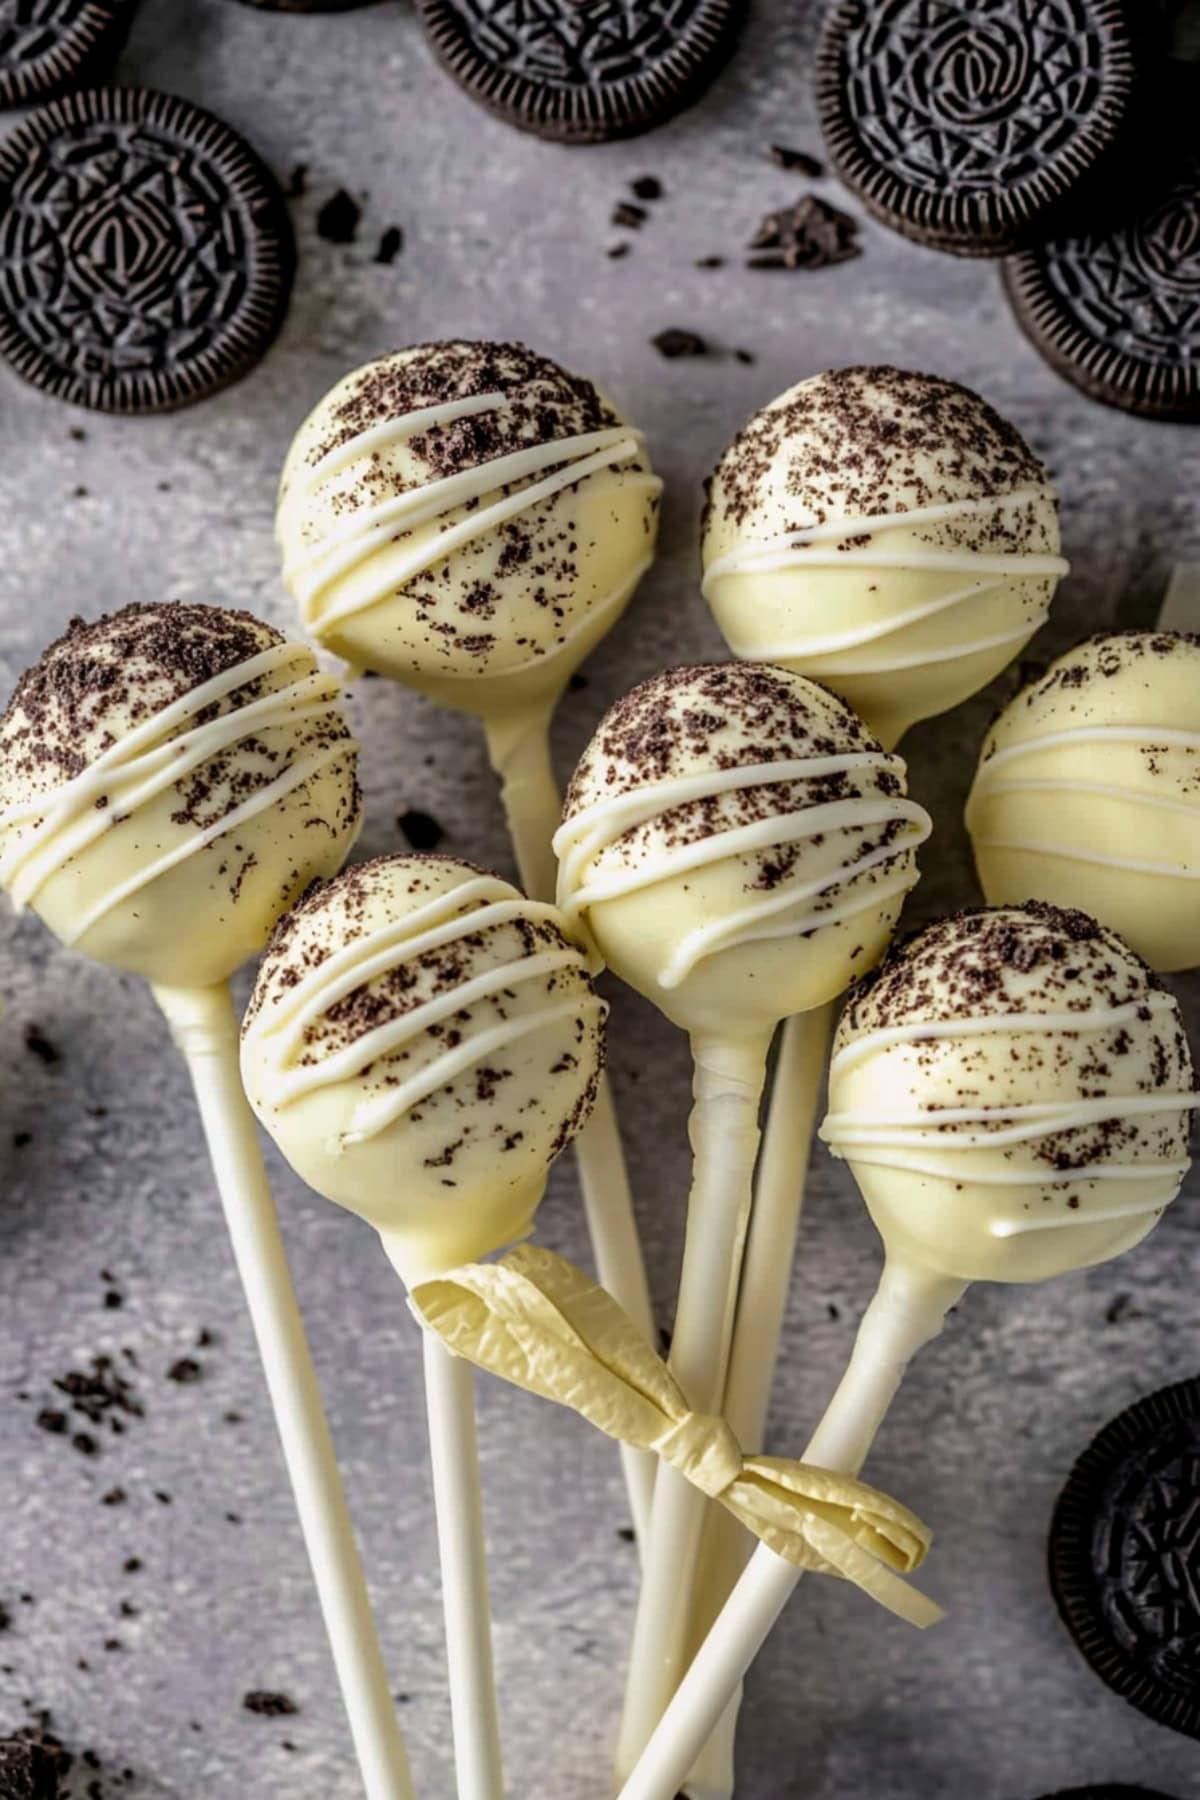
[0,0,135,108]
[816,0,1138,257]
[231,0,379,11]
[1032,1790,1182,1799]
[416,0,742,144]
[0,87,293,414]
[1049,1376,1200,1738]
[1004,141,1200,420]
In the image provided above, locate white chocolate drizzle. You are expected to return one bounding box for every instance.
[822,995,1200,1233]
[967,724,1200,876]
[704,489,1068,673]
[245,875,602,1146]
[0,641,352,944]
[280,391,663,650]
[554,752,931,989]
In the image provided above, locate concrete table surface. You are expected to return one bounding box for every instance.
[1,3,1198,1796]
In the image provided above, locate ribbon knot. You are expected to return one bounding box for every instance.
[410,1243,943,1629]
[654,1411,743,1498]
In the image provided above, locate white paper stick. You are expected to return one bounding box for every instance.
[616,1259,964,1800]
[422,1332,506,1800]
[1158,563,1200,633]
[484,707,656,1545]
[154,982,415,1800]
[615,1034,771,1781]
[682,1003,835,1797]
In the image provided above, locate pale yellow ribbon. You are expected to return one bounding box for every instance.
[410,1244,942,1628]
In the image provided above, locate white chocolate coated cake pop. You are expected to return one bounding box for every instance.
[822,901,1197,1284]
[702,367,1068,747]
[555,662,932,1038]
[241,853,606,1285]
[967,631,1200,972]
[277,340,662,716]
[0,603,361,989]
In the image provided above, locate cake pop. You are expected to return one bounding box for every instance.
[701,366,1067,750]
[618,902,1198,1800]
[241,852,608,1800]
[967,632,1200,972]
[277,339,663,1537]
[554,661,932,1774]
[690,367,1068,1796]
[0,603,412,1800]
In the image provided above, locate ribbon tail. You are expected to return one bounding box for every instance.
[796,1515,944,1629]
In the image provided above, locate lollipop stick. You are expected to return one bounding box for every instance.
[422,1332,505,1800]
[617,1259,964,1800]
[682,1002,834,1798]
[616,1034,770,1780]
[153,983,415,1800]
[484,706,656,1543]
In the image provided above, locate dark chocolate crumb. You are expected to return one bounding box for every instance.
[166,1358,202,1386]
[122,1559,141,1575]
[375,226,404,266]
[611,201,646,230]
[103,1292,122,1311]
[36,1411,67,1436]
[631,175,663,201]
[652,329,707,359]
[243,1692,298,1718]
[695,255,724,268]
[0,1733,62,1797]
[397,809,444,852]
[734,348,756,365]
[568,672,589,692]
[22,1025,59,1066]
[616,1526,636,1543]
[101,1488,125,1507]
[748,193,861,270]
[769,144,824,176]
[607,243,631,260]
[316,189,360,245]
[12,1132,31,1149]
[72,1433,98,1457]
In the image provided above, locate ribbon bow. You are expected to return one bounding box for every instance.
[410,1244,942,1628]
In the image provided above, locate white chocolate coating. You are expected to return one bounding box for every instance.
[555,663,931,1038]
[967,632,1200,972]
[702,367,1067,747]
[241,854,606,1284]
[278,341,662,717]
[0,604,361,989]
[822,903,1197,1283]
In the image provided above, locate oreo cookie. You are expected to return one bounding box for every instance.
[417,0,742,143]
[0,88,293,413]
[1049,1376,1200,1738]
[1004,141,1200,420]
[230,0,378,10]
[816,0,1138,257]
[0,0,134,108]
[1031,1791,1182,1799]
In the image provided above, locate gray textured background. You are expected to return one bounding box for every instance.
[2,2,1199,1796]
